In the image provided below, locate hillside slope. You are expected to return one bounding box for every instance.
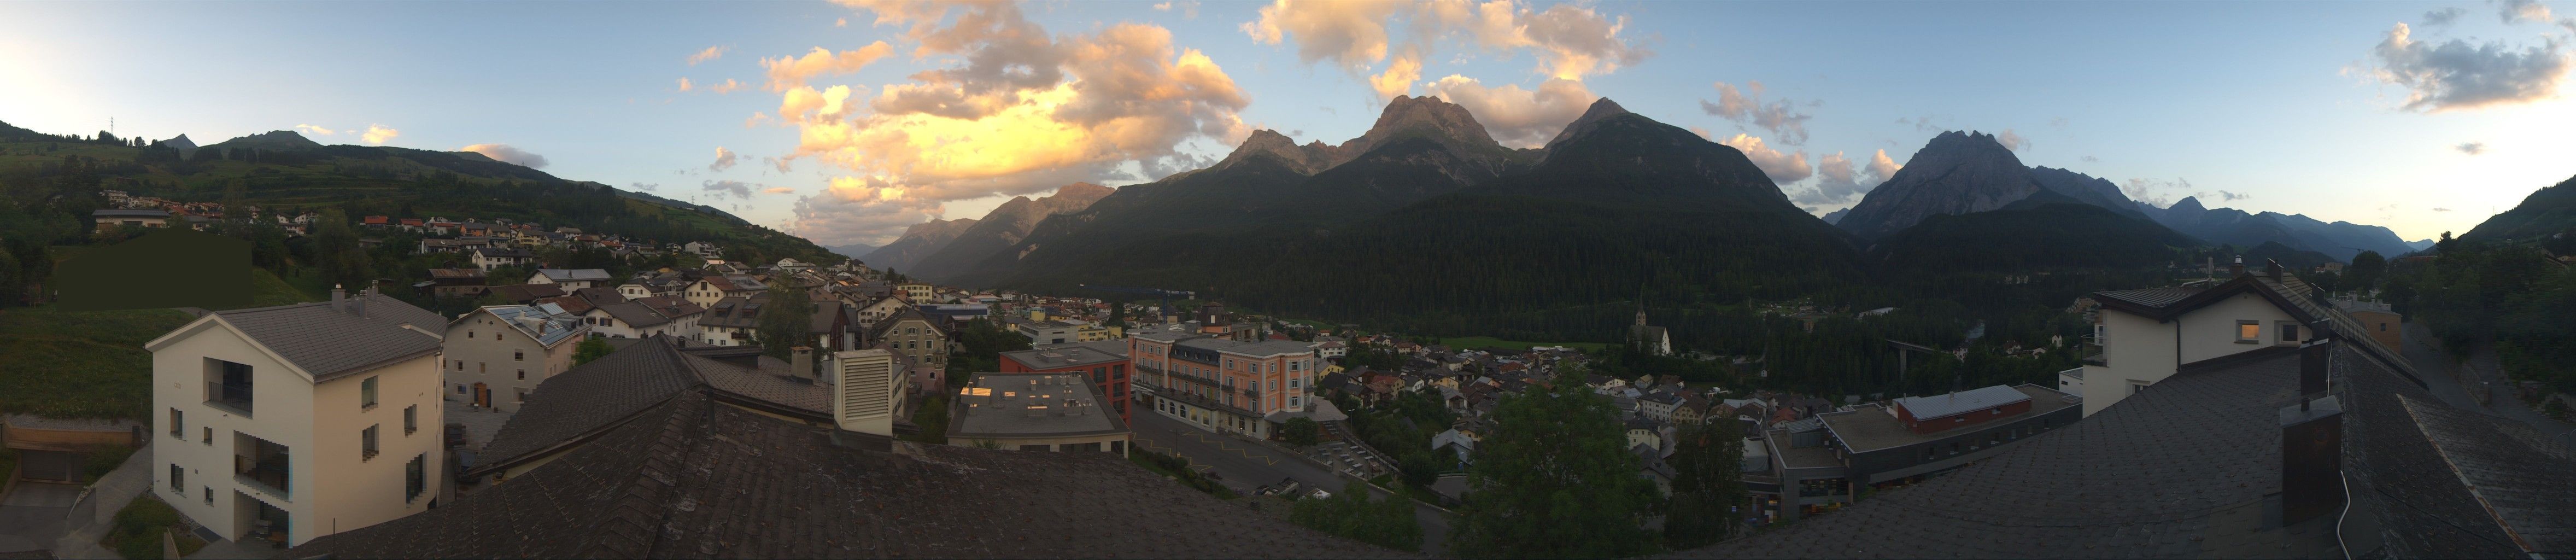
[2462,174,2576,243]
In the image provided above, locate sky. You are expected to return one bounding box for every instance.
[5,1,2575,247]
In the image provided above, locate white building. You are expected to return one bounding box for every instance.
[2081,261,2336,416]
[526,269,613,290]
[442,304,589,413]
[145,288,448,546]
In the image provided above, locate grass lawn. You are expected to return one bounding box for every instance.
[83,444,138,484]
[1437,336,1611,352]
[246,267,317,307]
[100,493,208,559]
[0,305,194,420]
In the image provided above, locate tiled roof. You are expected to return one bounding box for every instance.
[676,349,829,415]
[477,304,588,347]
[295,391,1410,559]
[535,268,613,282]
[471,338,702,468]
[593,301,674,328]
[2337,345,2576,558]
[700,294,768,328]
[206,294,444,382]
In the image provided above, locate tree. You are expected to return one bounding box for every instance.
[2347,250,2387,295]
[1281,417,1321,447]
[1448,368,1659,559]
[908,395,951,445]
[1289,481,1424,552]
[312,209,372,292]
[757,284,814,361]
[572,337,613,366]
[1660,419,1748,549]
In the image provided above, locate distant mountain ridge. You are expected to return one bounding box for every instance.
[903,183,1116,279]
[862,218,980,273]
[2141,196,2416,261]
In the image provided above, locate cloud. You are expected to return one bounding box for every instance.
[763,186,798,194]
[1371,48,1424,100]
[2457,141,2487,154]
[1242,0,1409,71]
[2501,0,2554,24]
[294,124,337,136]
[1245,0,1648,103]
[708,79,745,94]
[1895,115,1945,132]
[760,42,895,92]
[1997,129,2030,151]
[677,78,694,91]
[360,124,399,145]
[630,182,659,191]
[1866,148,1902,181]
[2423,7,2467,26]
[2081,155,2100,162]
[781,2,1252,244]
[1796,150,1888,205]
[686,45,729,65]
[836,17,848,27]
[2364,22,2572,112]
[710,147,740,171]
[2122,177,2193,208]
[1152,0,1199,18]
[703,179,754,200]
[2047,116,2069,129]
[1699,80,1813,145]
[1422,75,1594,148]
[459,143,551,168]
[1717,133,1811,184]
[2433,207,2454,212]
[744,112,773,128]
[764,156,793,173]
[2215,190,2249,201]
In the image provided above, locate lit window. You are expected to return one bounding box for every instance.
[2235,320,2261,343]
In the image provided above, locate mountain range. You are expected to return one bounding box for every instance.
[885,182,1115,278]
[2138,196,2417,260]
[2461,173,2576,243]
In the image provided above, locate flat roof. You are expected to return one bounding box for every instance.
[1894,384,2033,420]
[950,373,1126,439]
[1000,345,1127,369]
[1822,384,2079,453]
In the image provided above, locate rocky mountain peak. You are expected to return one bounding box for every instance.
[2169,196,2206,213]
[1212,129,1331,174]
[1544,97,1633,150]
[1833,130,2046,238]
[1344,95,1502,155]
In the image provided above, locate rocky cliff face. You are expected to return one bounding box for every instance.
[1834,131,2045,239]
[862,217,980,273]
[902,183,1117,279]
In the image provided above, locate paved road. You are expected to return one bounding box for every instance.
[2401,322,2575,441]
[1129,410,1452,556]
[0,483,77,554]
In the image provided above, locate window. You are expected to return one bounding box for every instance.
[454,359,464,370]
[171,464,184,492]
[1289,377,1301,389]
[2279,322,2300,343]
[467,331,475,339]
[202,427,212,445]
[405,454,427,502]
[404,405,418,434]
[169,408,183,438]
[514,350,525,361]
[517,370,526,381]
[2235,320,2261,343]
[362,425,380,460]
[361,376,380,410]
[517,388,529,402]
[1289,396,1301,408]
[204,487,212,505]
[456,384,467,394]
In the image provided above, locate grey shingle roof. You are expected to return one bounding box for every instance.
[209,294,443,382]
[294,390,1412,559]
[2091,286,2205,308]
[534,268,613,282]
[470,337,700,468]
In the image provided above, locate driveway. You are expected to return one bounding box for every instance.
[2401,322,2574,438]
[0,483,79,554]
[1131,410,1451,556]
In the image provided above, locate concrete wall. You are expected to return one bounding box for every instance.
[301,353,444,545]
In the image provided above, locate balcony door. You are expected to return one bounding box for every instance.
[472,382,491,408]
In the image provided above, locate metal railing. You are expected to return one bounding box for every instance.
[235,454,291,501]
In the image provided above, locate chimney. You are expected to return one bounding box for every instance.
[2265,259,2284,279]
[791,346,815,382]
[353,281,373,316]
[331,284,346,311]
[2279,329,2343,526]
[2229,256,2245,277]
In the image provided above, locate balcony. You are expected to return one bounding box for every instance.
[233,433,291,502]
[2079,335,2106,367]
[207,381,254,417]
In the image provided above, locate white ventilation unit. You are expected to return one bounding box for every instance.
[832,349,899,436]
